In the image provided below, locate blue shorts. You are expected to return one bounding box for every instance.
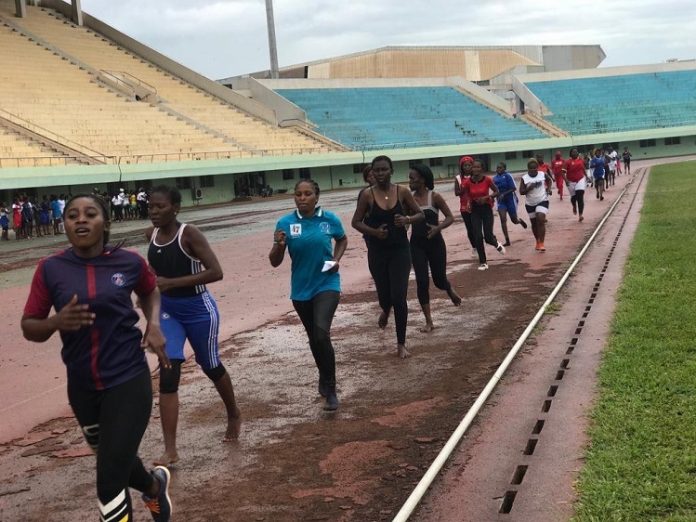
[160,291,221,370]
[497,195,518,216]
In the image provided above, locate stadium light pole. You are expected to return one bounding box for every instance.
[265,0,279,79]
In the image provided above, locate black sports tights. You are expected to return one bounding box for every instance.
[293,290,340,388]
[571,190,585,215]
[368,245,411,345]
[411,235,451,306]
[68,369,155,522]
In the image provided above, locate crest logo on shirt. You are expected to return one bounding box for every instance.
[111,272,126,287]
[319,222,331,234]
[290,223,302,237]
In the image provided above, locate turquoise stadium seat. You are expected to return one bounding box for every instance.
[276,87,545,150]
[526,70,696,135]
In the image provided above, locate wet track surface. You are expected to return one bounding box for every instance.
[0,173,649,520]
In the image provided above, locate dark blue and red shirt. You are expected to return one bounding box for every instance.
[23,247,157,390]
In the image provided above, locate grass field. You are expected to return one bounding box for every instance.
[574,162,696,521]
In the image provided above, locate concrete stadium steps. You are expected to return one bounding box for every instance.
[0,22,241,161]
[12,5,336,155]
[0,127,82,167]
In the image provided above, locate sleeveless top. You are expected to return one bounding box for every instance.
[148,223,206,298]
[367,187,409,249]
[411,190,439,242]
[521,173,549,207]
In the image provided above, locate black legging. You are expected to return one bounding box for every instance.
[571,190,585,215]
[292,290,340,387]
[470,203,499,264]
[68,369,154,522]
[461,211,476,249]
[411,235,451,306]
[368,245,411,345]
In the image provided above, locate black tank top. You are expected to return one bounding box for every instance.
[411,190,440,242]
[367,187,409,249]
[147,224,206,298]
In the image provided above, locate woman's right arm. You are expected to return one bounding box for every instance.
[22,294,94,342]
[269,229,287,267]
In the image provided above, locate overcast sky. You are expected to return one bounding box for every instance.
[80,0,696,79]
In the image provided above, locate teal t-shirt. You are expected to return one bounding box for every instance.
[276,207,346,301]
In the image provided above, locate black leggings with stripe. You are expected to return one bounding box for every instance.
[68,369,155,521]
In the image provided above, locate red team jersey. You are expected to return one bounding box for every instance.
[565,158,586,183]
[462,176,495,207]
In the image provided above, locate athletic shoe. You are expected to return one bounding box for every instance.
[143,466,172,522]
[496,242,506,255]
[519,219,528,229]
[477,263,488,271]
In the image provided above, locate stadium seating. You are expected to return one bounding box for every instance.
[526,71,696,135]
[276,87,546,150]
[11,6,336,155]
[0,127,79,167]
[0,22,244,162]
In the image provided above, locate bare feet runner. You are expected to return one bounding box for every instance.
[352,155,425,358]
[408,164,462,333]
[146,185,241,466]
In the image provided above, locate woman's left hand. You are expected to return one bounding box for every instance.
[426,224,439,239]
[142,324,170,369]
[394,214,409,227]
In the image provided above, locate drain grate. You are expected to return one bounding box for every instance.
[497,169,647,515]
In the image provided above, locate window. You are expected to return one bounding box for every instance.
[353,164,367,174]
[200,175,215,188]
[429,157,443,167]
[282,169,295,180]
[408,159,423,168]
[175,177,191,189]
[639,139,656,148]
[505,151,517,160]
[523,150,534,158]
[299,168,311,179]
[665,137,681,146]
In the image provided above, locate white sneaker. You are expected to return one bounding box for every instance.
[496,242,506,255]
[478,263,488,271]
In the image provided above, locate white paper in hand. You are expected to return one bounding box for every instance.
[321,260,337,273]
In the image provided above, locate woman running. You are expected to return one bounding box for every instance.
[270,179,347,410]
[352,155,424,359]
[146,185,241,467]
[550,151,565,200]
[454,155,477,257]
[590,148,606,200]
[21,193,173,522]
[492,162,528,246]
[520,159,553,252]
[562,148,589,222]
[460,159,505,271]
[408,164,462,332]
[622,147,632,175]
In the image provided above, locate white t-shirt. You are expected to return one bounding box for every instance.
[522,172,548,206]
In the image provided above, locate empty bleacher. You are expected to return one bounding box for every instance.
[276,87,546,150]
[10,5,337,155]
[0,22,245,162]
[525,70,696,135]
[0,126,79,167]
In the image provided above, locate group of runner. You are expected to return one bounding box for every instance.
[18,146,635,521]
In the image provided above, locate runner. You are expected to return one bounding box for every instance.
[146,185,241,466]
[590,148,606,201]
[21,193,173,522]
[492,161,528,246]
[606,146,618,186]
[520,158,553,252]
[351,155,424,359]
[562,148,589,222]
[460,159,505,270]
[550,151,566,200]
[536,153,553,197]
[454,155,477,257]
[269,179,347,410]
[408,164,462,333]
[622,147,632,175]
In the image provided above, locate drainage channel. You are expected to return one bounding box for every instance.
[392,167,649,522]
[497,167,649,515]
